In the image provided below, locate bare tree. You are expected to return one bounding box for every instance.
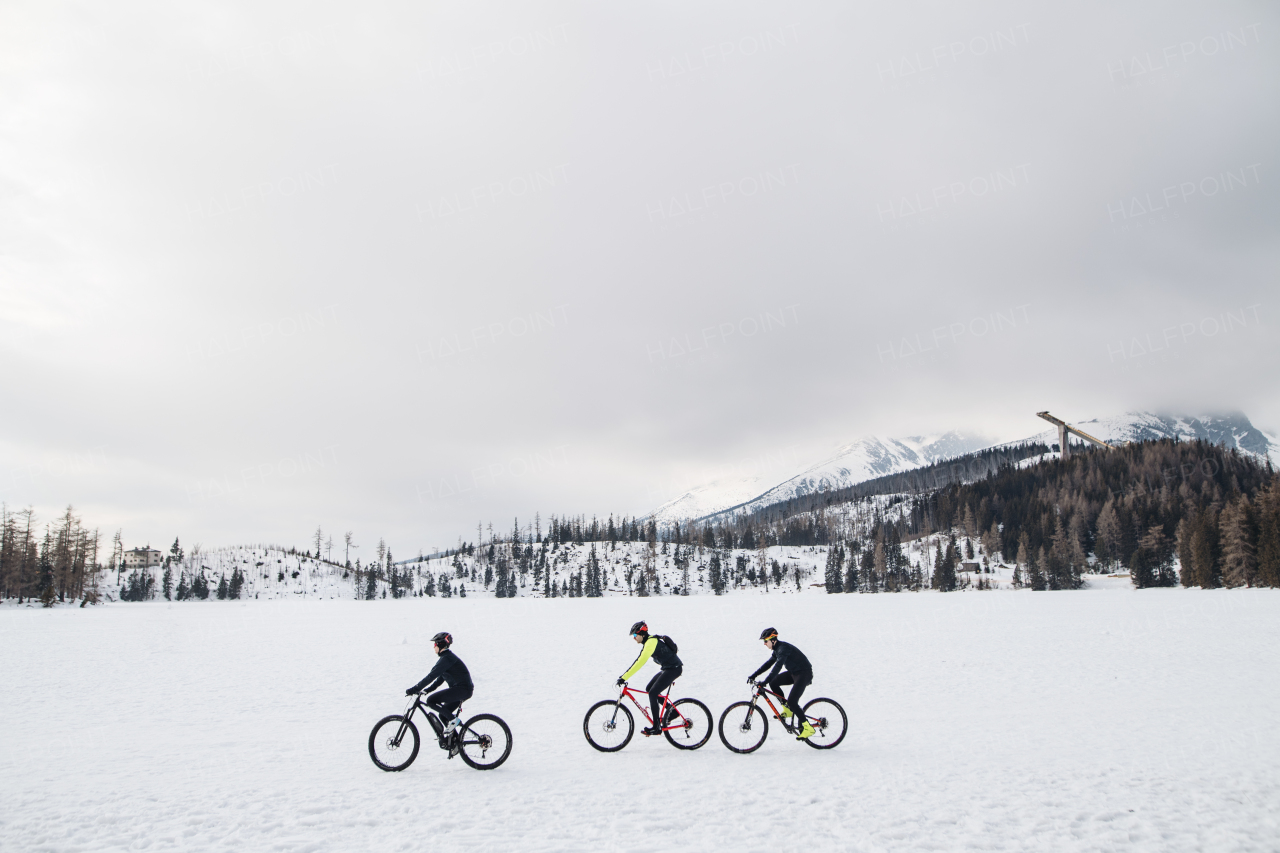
[110,529,123,582]
[344,531,356,567]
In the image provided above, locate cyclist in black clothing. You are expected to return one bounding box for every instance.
[617,620,683,737]
[748,627,815,739]
[406,631,473,736]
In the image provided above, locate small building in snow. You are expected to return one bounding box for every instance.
[124,548,164,568]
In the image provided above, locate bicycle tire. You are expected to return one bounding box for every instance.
[663,698,712,750]
[368,714,421,771]
[800,697,847,750]
[717,701,769,754]
[457,713,513,770]
[583,699,634,752]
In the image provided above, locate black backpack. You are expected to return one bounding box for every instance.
[653,634,678,654]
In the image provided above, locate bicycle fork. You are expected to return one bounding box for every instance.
[394,703,419,748]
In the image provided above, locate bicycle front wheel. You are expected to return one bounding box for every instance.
[801,698,847,749]
[458,713,512,770]
[583,700,634,752]
[718,701,768,753]
[369,714,420,771]
[663,698,712,750]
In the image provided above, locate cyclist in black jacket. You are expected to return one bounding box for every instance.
[406,631,473,736]
[748,627,815,739]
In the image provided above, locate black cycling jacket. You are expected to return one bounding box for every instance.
[750,641,812,683]
[410,648,473,693]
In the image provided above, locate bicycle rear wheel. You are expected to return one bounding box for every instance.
[457,713,512,770]
[583,700,634,752]
[368,714,420,771]
[801,698,847,749]
[718,701,768,753]
[663,698,712,750]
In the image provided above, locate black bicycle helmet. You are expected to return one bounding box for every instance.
[629,620,648,637]
[431,631,453,648]
[759,627,778,641]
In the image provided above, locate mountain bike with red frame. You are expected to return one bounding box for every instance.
[583,680,712,751]
[717,682,846,753]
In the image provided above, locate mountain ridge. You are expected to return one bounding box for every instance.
[650,411,1278,525]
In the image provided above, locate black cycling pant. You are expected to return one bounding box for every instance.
[426,684,473,722]
[646,666,682,728]
[768,671,812,723]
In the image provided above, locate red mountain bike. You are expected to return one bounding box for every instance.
[583,681,712,751]
[717,683,847,753]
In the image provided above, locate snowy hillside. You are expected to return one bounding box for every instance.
[1020,411,1280,465]
[653,431,993,524]
[115,501,1018,604]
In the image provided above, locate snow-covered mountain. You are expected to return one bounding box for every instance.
[648,474,774,525]
[1024,411,1279,465]
[652,431,994,524]
[651,411,1278,524]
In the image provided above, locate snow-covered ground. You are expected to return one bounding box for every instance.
[3,588,1278,852]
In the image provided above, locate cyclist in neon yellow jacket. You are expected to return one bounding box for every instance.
[617,620,683,736]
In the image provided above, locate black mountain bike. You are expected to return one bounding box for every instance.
[717,683,847,753]
[369,692,512,771]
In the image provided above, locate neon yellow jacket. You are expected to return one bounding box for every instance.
[621,637,658,681]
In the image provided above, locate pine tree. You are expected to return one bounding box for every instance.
[843,545,860,593]
[1257,482,1280,587]
[1095,500,1122,569]
[860,543,876,592]
[1220,496,1258,587]
[824,544,843,593]
[216,575,229,599]
[586,544,603,597]
[1028,547,1047,591]
[1176,516,1195,587]
[176,572,190,600]
[38,539,55,607]
[1189,509,1221,589]
[162,567,173,600]
[933,536,958,592]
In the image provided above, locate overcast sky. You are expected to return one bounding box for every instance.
[2,0,1277,556]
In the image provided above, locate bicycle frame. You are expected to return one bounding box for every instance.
[749,685,815,733]
[395,695,457,747]
[614,683,687,732]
